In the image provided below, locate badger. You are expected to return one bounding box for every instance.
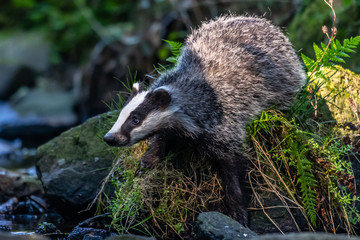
[104,15,306,224]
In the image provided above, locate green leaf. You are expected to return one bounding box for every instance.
[164,40,183,60]
[166,56,178,64]
[313,43,323,61]
[321,42,328,51]
[335,39,342,49]
[301,53,315,70]
[329,56,346,63]
[338,52,350,58]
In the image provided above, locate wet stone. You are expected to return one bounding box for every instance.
[83,234,104,240]
[35,222,59,234]
[13,197,45,215]
[0,224,11,232]
[195,211,257,240]
[68,226,108,240]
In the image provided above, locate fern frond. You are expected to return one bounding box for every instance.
[302,36,360,73]
[301,53,315,71]
[164,40,183,64]
[289,139,318,227]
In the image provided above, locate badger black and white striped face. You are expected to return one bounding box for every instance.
[104,83,172,147]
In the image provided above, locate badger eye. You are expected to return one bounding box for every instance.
[132,116,140,125]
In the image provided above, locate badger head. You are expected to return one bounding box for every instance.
[104,83,172,147]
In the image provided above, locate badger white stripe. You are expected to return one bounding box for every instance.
[108,91,148,134]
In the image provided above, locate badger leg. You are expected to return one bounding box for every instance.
[220,155,249,225]
[139,134,166,170]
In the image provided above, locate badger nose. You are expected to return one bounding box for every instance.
[104,133,117,146]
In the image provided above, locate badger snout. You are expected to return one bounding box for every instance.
[104,132,129,146]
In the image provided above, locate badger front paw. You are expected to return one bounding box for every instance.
[135,134,166,176]
[135,152,160,176]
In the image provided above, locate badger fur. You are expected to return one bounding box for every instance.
[104,15,306,224]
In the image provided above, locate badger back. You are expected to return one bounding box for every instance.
[181,16,305,114]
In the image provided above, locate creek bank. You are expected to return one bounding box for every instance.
[34,110,360,238]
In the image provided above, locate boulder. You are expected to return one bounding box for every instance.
[36,112,117,214]
[0,31,50,100]
[195,211,257,240]
[317,66,360,134]
[0,66,35,100]
[248,191,307,234]
[0,31,50,72]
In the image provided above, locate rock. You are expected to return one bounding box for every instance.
[83,234,105,240]
[0,168,43,204]
[194,211,257,240]
[0,66,35,100]
[0,31,50,100]
[255,232,360,240]
[68,226,108,240]
[248,191,307,234]
[317,66,360,135]
[0,31,50,72]
[0,224,11,232]
[35,222,59,234]
[36,112,117,214]
[78,213,112,229]
[0,197,18,214]
[12,196,46,215]
[105,235,156,240]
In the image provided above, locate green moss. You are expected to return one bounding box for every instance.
[36,111,116,166]
[318,66,360,134]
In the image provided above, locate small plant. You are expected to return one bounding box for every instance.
[163,40,184,64]
[108,143,151,235]
[155,40,184,74]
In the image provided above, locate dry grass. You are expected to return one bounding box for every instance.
[139,153,224,239]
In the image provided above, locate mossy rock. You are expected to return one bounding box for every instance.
[318,66,360,135]
[36,111,119,214]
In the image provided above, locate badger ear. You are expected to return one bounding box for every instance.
[150,88,171,108]
[130,82,143,97]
